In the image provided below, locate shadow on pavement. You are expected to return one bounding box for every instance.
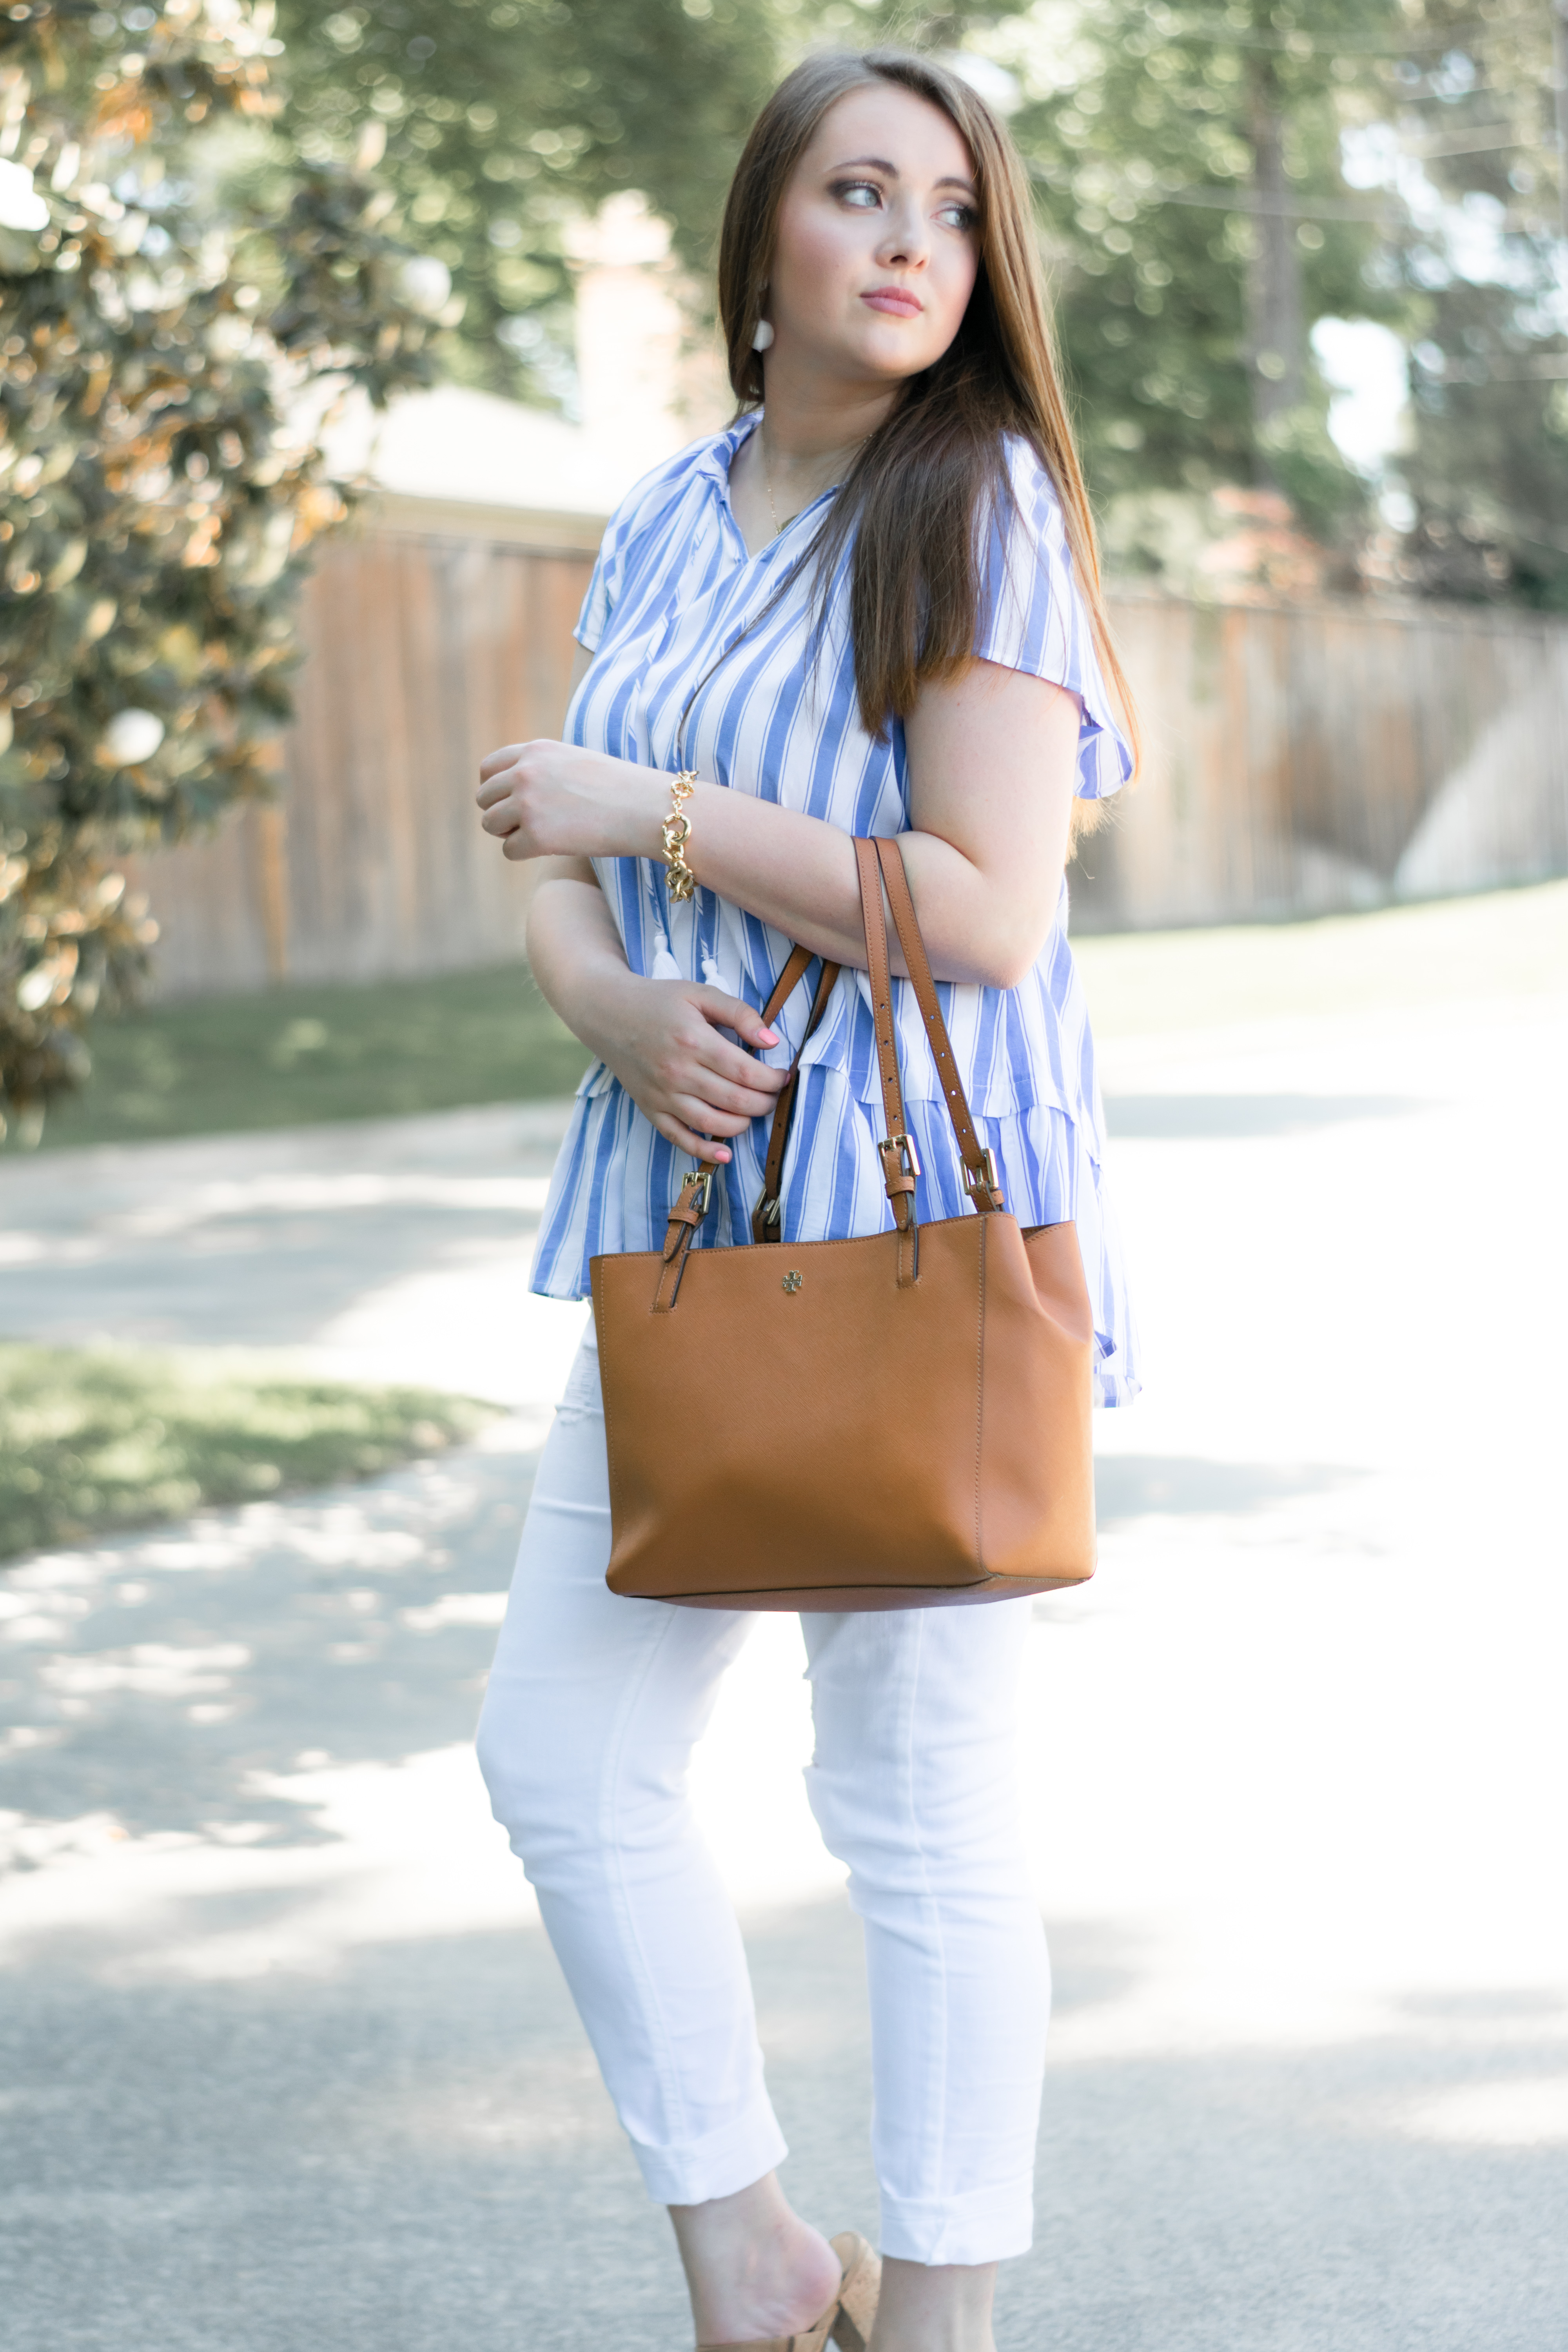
[4,1437,1563,2350]
[0,1194,543,1353]
[2,1898,1564,2352]
[2,1447,1362,1857]
[0,1451,535,1844]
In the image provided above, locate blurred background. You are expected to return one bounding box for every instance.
[3,0,1567,1131]
[1,7,1566,2351]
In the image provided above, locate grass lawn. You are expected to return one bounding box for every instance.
[15,960,593,1152]
[7,879,1566,1156]
[0,1344,501,1562]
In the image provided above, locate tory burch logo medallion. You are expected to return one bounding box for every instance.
[782,1270,803,1293]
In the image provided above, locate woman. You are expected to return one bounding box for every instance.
[474,48,1139,2352]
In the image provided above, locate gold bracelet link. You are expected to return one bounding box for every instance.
[661,770,699,902]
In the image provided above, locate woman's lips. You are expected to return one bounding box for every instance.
[861,287,922,317]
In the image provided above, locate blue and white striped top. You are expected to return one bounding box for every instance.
[529,414,1141,1405]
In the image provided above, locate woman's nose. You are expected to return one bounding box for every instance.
[875,198,929,270]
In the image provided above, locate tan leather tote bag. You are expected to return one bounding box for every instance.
[590,836,1096,1610]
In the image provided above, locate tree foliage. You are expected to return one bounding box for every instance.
[296,0,1565,598]
[266,1,1022,405]
[1367,0,1568,606]
[268,0,787,405]
[978,0,1568,603]
[0,0,436,1138]
[974,0,1412,556]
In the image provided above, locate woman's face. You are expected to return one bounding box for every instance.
[766,82,980,393]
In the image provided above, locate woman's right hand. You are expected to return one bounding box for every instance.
[585,974,789,1165]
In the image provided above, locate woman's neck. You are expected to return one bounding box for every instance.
[757,363,899,514]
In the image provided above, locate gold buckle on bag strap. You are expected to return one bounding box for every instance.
[659,1164,715,1277]
[877,1131,920,1192]
[966,1147,1004,1210]
[877,1135,920,1240]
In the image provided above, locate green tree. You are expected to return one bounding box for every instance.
[975,0,1412,548]
[266,1,1025,405]
[0,0,434,1140]
[268,0,791,406]
[1366,0,1568,605]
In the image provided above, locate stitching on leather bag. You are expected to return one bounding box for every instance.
[974,1215,986,1578]
[592,1272,622,1534]
[608,1212,994,1273]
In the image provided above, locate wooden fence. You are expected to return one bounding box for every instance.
[1073,590,1568,931]
[123,496,595,996]
[127,495,1568,996]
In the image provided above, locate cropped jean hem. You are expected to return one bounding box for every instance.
[630,2105,790,2208]
[878,2175,1036,2267]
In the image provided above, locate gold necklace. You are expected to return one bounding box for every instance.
[760,425,863,538]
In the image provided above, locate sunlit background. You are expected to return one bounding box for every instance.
[2,6,1566,2350]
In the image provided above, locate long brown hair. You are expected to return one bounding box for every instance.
[717,49,1139,789]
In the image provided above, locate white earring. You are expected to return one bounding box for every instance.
[751,319,774,352]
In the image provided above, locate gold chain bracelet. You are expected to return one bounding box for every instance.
[661,770,698,902]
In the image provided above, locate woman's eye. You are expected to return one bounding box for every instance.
[834,179,882,209]
[936,202,977,232]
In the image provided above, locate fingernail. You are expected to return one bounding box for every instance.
[759,1027,779,1045]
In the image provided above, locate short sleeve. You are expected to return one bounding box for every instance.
[973,439,1133,800]
[574,517,623,654]
[573,438,715,654]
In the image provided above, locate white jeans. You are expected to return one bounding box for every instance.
[476,1329,1050,2265]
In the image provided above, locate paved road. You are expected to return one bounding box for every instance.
[2,993,1566,2351]
[0,1101,590,1431]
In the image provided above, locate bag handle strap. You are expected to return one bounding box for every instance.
[653,944,838,1309]
[751,950,841,1243]
[855,834,901,1142]
[873,838,1005,1214]
[653,834,1000,1310]
[751,845,1002,1231]
[855,837,919,1289]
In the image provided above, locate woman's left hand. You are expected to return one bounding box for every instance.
[477,739,662,863]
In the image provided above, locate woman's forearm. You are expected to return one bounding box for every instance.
[519,766,897,976]
[521,769,1048,991]
[672,786,1035,990]
[483,664,1079,992]
[534,788,1014,990]
[524,863,639,1061]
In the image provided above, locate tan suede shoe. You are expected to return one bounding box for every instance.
[697,2230,882,2352]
